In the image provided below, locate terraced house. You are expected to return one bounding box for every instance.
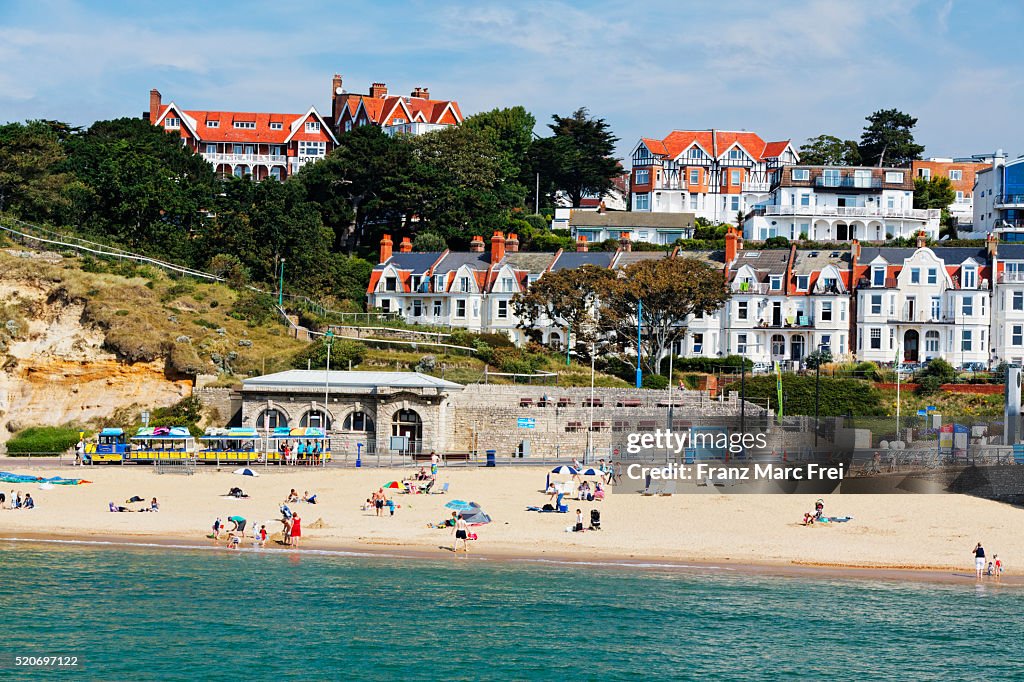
[145,89,336,180]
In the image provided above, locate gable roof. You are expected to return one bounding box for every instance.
[157,104,334,144]
[638,130,793,163]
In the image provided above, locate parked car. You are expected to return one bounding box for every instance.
[751,362,772,374]
[961,362,986,372]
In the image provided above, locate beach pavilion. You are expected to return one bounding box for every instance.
[239,370,463,457]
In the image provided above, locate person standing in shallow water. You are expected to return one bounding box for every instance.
[973,542,986,579]
[452,513,469,553]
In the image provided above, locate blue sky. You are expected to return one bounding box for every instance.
[1,0,1022,160]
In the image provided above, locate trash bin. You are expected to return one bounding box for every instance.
[485,450,496,467]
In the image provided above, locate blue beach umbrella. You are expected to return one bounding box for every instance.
[579,467,603,478]
[445,500,473,511]
[547,465,579,488]
[233,467,259,477]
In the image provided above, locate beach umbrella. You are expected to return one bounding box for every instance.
[579,467,603,478]
[382,481,403,489]
[233,467,259,477]
[445,499,473,511]
[549,465,578,476]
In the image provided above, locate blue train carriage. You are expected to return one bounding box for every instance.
[267,427,331,464]
[197,427,263,463]
[83,428,130,464]
[127,426,196,462]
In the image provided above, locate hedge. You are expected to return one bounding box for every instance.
[6,426,88,455]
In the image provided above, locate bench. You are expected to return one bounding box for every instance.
[412,452,472,462]
[616,399,643,408]
[519,397,534,407]
[582,398,604,408]
[557,398,573,407]
[589,421,610,432]
[565,421,584,432]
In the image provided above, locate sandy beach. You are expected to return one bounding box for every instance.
[1,464,1021,581]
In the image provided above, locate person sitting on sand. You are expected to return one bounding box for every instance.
[126,495,144,504]
[803,512,815,526]
[226,532,240,550]
[593,483,605,501]
[573,509,585,532]
[227,487,248,499]
[286,489,299,503]
[304,492,318,505]
[13,492,22,509]
[22,493,34,510]
[149,497,159,512]
[109,501,129,513]
[814,499,825,521]
[416,467,428,481]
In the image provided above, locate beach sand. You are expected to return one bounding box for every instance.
[1,464,1021,580]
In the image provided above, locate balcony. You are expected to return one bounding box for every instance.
[761,205,938,221]
[998,271,1024,284]
[742,181,771,193]
[733,281,770,294]
[383,122,449,136]
[203,152,287,166]
[755,316,814,329]
[814,176,883,190]
[996,194,1024,208]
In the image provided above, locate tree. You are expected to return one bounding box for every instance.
[412,232,448,252]
[462,106,536,208]
[599,258,731,374]
[914,175,956,209]
[804,348,833,370]
[0,120,78,220]
[511,265,616,352]
[858,109,925,167]
[798,135,861,166]
[533,108,620,207]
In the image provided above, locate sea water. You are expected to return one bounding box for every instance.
[0,541,1021,681]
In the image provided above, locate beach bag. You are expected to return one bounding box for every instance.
[542,503,554,511]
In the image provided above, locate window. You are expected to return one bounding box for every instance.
[298,141,326,157]
[792,169,809,181]
[771,334,785,356]
[770,275,782,290]
[731,170,741,185]
[689,169,699,184]
[689,147,703,159]
[433,275,445,292]
[729,149,744,160]
[961,330,972,352]
[384,277,397,292]
[799,193,811,207]
[823,169,841,187]
[730,196,740,211]
[689,195,698,210]
[823,277,837,291]
[817,301,832,322]
[931,296,941,320]
[206,120,219,128]
[927,268,937,285]
[502,277,514,292]
[271,146,282,156]
[343,412,374,432]
[205,144,216,154]
[796,276,809,290]
[379,299,390,313]
[305,121,321,133]
[460,276,470,292]
[233,144,243,154]
[737,301,748,320]
[870,328,881,349]
[635,169,649,184]
[1014,292,1024,311]
[164,117,180,129]
[412,300,422,317]
[455,300,466,317]
[870,295,882,315]
[497,300,508,318]
[432,301,441,317]
[1014,325,1024,346]
[692,333,704,354]
[270,122,283,130]
[949,169,962,181]
[820,334,831,350]
[344,120,353,132]
[962,266,976,289]
[910,268,920,284]
[885,171,904,183]
[919,168,931,180]
[872,267,885,287]
[737,333,748,354]
[233,121,256,129]
[411,275,421,291]
[956,190,964,202]
[635,193,650,210]
[962,296,973,316]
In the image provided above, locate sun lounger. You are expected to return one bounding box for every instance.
[432,482,449,495]
[659,481,677,496]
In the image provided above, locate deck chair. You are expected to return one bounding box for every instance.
[419,479,435,494]
[659,480,677,496]
[641,480,662,496]
[432,481,449,495]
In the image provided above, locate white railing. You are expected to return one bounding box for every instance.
[762,205,939,220]
[742,181,771,193]
[383,122,449,136]
[733,282,770,294]
[999,272,1024,283]
[202,152,288,165]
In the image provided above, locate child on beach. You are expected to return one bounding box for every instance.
[291,514,301,548]
[259,525,267,548]
[994,555,1003,581]
[212,517,222,540]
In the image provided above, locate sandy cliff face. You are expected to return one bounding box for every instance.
[0,257,191,442]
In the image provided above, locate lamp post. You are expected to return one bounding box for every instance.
[635,299,643,388]
[813,343,829,447]
[588,343,596,464]
[278,258,286,307]
[324,330,334,431]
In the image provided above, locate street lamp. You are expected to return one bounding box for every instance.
[278,258,286,307]
[813,342,829,447]
[588,343,596,464]
[324,330,334,432]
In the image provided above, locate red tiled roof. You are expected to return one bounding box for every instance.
[157,104,333,144]
[343,93,461,126]
[642,130,792,163]
[762,141,790,158]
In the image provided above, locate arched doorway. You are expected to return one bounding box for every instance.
[904,330,920,362]
[771,334,785,359]
[300,409,332,430]
[392,409,423,454]
[548,333,562,350]
[836,223,850,240]
[790,334,805,361]
[257,408,288,430]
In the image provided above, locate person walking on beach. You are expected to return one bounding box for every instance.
[291,514,302,548]
[973,542,986,579]
[74,439,84,466]
[430,451,439,478]
[258,525,267,548]
[994,555,1003,582]
[452,513,469,553]
[212,517,222,541]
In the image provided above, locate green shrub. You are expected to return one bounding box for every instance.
[291,338,366,369]
[6,426,88,455]
[922,358,956,383]
[229,291,276,325]
[193,318,218,330]
[160,280,196,302]
[915,375,943,396]
[672,355,752,373]
[207,254,250,288]
[738,374,884,416]
[682,374,703,390]
[114,309,129,316]
[642,374,669,390]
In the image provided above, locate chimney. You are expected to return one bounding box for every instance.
[469,235,485,253]
[851,239,861,262]
[619,236,632,252]
[379,234,393,264]
[411,86,430,99]
[399,237,413,253]
[598,201,607,214]
[331,73,343,121]
[369,82,388,98]
[148,89,162,122]
[916,230,927,248]
[725,226,739,264]
[576,235,589,253]
[505,233,519,253]
[490,231,506,263]
[987,232,999,257]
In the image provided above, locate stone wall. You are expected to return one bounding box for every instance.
[194,387,237,425]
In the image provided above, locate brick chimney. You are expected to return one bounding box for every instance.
[379,234,393,263]
[987,232,999,257]
[411,86,430,99]
[916,230,927,248]
[505,233,519,253]
[851,239,861,261]
[725,226,740,264]
[576,235,589,253]
[399,237,413,253]
[490,231,506,263]
[469,235,485,253]
[369,82,388,98]
[148,88,162,122]
[331,74,343,122]
[619,236,632,252]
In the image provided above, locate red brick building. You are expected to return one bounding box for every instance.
[329,74,463,136]
[912,157,992,228]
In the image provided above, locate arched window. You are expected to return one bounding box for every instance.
[392,409,423,454]
[300,410,332,430]
[257,409,287,429]
[342,412,375,433]
[548,333,562,351]
[771,334,785,357]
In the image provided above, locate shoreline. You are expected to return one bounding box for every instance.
[4,530,1021,587]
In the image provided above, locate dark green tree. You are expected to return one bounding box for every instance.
[533,108,620,207]
[412,231,448,252]
[798,135,861,166]
[0,120,78,220]
[462,106,536,208]
[858,109,925,167]
[913,175,956,209]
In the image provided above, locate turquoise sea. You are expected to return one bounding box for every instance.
[1,541,1022,681]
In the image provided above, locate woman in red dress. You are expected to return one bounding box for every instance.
[291,514,301,548]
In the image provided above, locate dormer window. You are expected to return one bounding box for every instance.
[233,121,256,129]
[502,277,514,292]
[689,148,702,159]
[164,117,180,129]
[460,276,471,293]
[270,122,283,130]
[962,266,977,289]
[434,275,446,292]
[796,276,809,291]
[792,169,809,181]
[206,120,219,128]
[392,118,406,125]
[872,266,885,287]
[384,277,397,292]
[822,277,837,291]
[770,275,782,290]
